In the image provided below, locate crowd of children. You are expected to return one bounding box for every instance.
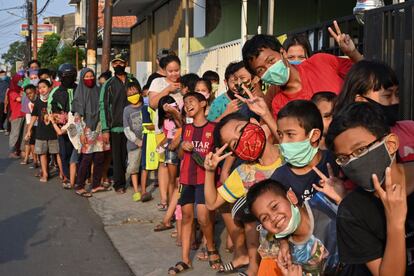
[2,22,413,276]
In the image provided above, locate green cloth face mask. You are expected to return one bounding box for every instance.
[274,203,301,239]
[279,130,318,167]
[261,59,290,86]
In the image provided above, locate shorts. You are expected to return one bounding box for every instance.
[164,139,179,165]
[127,148,142,175]
[70,149,79,164]
[231,196,257,224]
[178,184,205,206]
[35,139,59,155]
[29,126,37,145]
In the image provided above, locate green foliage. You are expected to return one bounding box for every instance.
[54,43,85,70]
[38,33,85,70]
[1,41,27,74]
[38,33,61,69]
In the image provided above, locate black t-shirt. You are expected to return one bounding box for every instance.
[337,187,414,275]
[31,98,57,140]
[271,150,339,203]
[145,72,164,88]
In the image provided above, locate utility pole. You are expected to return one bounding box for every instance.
[101,0,112,72]
[26,0,33,63]
[87,0,98,71]
[32,0,38,60]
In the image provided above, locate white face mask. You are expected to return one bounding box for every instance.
[40,93,49,101]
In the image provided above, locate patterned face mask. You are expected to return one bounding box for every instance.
[233,123,266,161]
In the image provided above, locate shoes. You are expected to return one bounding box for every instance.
[132,192,141,202]
[0,129,5,133]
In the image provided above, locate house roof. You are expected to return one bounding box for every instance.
[98,0,137,29]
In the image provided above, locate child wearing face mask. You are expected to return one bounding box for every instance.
[195,78,213,115]
[271,100,346,205]
[246,179,339,275]
[25,79,59,182]
[203,95,283,275]
[123,80,152,202]
[21,84,38,166]
[325,102,411,276]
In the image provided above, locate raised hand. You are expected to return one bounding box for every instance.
[328,20,356,56]
[372,167,407,226]
[234,84,270,118]
[224,99,240,115]
[204,144,232,172]
[312,163,346,204]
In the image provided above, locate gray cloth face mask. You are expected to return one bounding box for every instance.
[341,140,394,192]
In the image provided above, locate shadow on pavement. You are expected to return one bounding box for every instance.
[0,207,44,264]
[0,157,13,174]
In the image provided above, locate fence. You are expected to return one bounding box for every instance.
[187,39,242,93]
[364,1,414,120]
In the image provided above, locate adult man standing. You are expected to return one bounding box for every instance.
[0,70,10,132]
[100,54,140,193]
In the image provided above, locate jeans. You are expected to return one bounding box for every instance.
[110,132,127,190]
[9,117,24,153]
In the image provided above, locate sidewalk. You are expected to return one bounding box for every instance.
[88,181,233,276]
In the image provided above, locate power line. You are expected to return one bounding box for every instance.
[37,0,51,15]
[0,5,24,12]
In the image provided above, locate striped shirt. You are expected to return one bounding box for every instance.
[180,121,216,185]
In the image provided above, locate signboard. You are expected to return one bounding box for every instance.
[20,24,55,37]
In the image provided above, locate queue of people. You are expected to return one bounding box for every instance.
[2,21,413,276]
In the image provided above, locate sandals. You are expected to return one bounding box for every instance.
[92,186,112,193]
[141,192,153,202]
[207,249,223,270]
[39,177,48,183]
[75,189,92,198]
[157,203,168,211]
[219,262,249,274]
[154,222,174,232]
[196,246,208,261]
[62,182,72,189]
[168,261,192,275]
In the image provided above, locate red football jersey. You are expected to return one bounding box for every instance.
[180,122,216,185]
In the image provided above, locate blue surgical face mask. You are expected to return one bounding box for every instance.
[288,60,302,65]
[30,79,39,86]
[261,59,290,86]
[143,96,149,106]
[279,130,318,167]
[274,203,301,239]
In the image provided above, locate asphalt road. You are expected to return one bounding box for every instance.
[0,134,133,276]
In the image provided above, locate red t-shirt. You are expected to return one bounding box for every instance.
[8,90,25,120]
[180,121,216,185]
[391,120,414,163]
[271,53,353,118]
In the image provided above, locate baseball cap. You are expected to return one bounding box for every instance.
[111,53,127,63]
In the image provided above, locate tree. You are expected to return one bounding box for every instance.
[53,43,85,70]
[38,33,61,69]
[1,41,27,74]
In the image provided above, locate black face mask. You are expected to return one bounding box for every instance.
[363,97,399,126]
[114,65,126,75]
[61,77,75,88]
[227,89,236,100]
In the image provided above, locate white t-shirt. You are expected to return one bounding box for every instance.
[148,77,183,133]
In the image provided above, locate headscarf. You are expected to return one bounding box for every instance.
[71,68,100,131]
[9,74,23,92]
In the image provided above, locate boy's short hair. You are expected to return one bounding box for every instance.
[183,91,207,102]
[38,79,51,87]
[99,70,112,81]
[159,55,181,69]
[224,61,245,81]
[213,112,249,148]
[24,84,36,91]
[311,91,337,104]
[126,78,142,92]
[246,179,288,214]
[180,73,200,92]
[325,102,391,151]
[38,68,50,78]
[242,34,283,75]
[202,70,220,83]
[277,100,323,134]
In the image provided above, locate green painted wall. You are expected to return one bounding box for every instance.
[190,0,356,51]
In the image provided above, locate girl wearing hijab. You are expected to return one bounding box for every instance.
[72,68,111,197]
